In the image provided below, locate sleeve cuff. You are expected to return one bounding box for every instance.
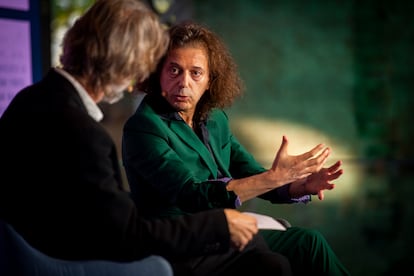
[217,177,241,208]
[278,183,311,204]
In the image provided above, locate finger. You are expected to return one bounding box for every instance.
[246,221,258,235]
[312,148,330,170]
[318,190,324,200]
[294,171,312,181]
[307,147,330,165]
[242,214,258,227]
[237,231,253,251]
[301,149,330,174]
[298,143,325,160]
[319,147,331,162]
[327,169,343,181]
[327,160,342,172]
[239,216,258,235]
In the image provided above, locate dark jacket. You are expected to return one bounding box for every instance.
[0,69,230,262]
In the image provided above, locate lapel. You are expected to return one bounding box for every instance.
[147,93,221,177]
[205,115,231,176]
[169,120,219,177]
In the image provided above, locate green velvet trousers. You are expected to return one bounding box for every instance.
[260,227,350,276]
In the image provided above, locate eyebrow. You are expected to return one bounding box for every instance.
[168,62,204,71]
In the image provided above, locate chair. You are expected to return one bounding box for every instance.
[0,219,173,276]
[276,218,292,228]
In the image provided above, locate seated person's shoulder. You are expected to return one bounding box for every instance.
[208,109,230,124]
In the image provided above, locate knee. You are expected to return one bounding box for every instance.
[275,253,292,276]
[293,227,325,241]
[256,252,292,276]
[291,227,330,254]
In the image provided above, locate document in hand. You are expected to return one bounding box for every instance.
[243,212,287,231]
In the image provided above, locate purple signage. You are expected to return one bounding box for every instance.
[0,0,29,11]
[0,18,32,117]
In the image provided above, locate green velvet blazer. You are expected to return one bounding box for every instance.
[123,94,287,218]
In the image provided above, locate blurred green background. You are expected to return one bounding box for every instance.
[51,0,414,275]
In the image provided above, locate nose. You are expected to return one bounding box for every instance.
[178,71,191,89]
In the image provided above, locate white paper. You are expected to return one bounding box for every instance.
[243,212,287,231]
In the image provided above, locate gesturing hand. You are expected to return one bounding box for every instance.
[223,209,258,251]
[269,135,330,186]
[304,160,344,200]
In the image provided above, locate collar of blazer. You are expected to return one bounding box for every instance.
[150,94,220,177]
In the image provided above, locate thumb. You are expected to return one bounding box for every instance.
[277,135,288,158]
[281,135,288,148]
[272,136,288,168]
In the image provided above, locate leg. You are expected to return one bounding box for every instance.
[260,227,350,276]
[170,234,292,276]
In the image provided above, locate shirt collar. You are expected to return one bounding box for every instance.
[53,67,104,122]
[160,111,183,122]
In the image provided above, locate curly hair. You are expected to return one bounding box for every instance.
[138,21,244,123]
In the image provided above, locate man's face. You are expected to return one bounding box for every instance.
[160,46,210,120]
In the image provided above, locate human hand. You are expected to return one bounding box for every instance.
[270,135,330,186]
[223,209,258,251]
[303,160,343,200]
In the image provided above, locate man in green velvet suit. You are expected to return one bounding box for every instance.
[123,21,350,275]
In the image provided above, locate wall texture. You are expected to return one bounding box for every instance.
[191,0,414,275]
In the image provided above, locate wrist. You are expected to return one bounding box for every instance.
[288,180,312,204]
[302,178,309,195]
[223,178,242,208]
[290,178,308,197]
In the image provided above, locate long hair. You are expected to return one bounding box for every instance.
[60,0,168,97]
[139,21,244,123]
